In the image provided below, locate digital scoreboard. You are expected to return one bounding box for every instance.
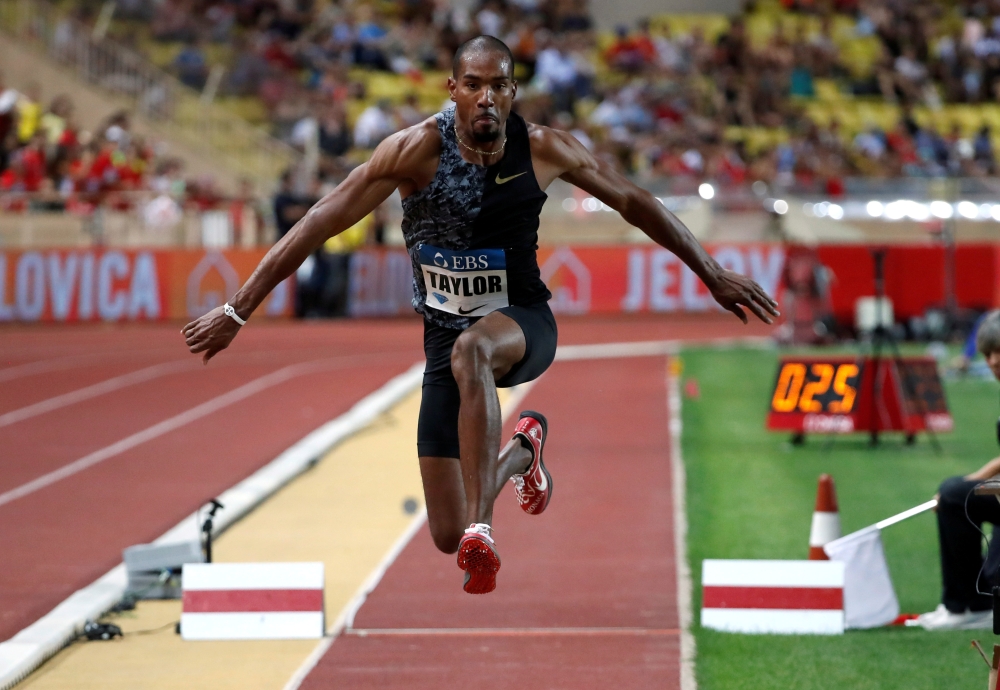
[766,356,952,437]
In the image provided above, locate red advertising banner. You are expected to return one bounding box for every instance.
[815,243,996,324]
[347,243,999,322]
[0,249,292,323]
[347,244,786,317]
[4,243,997,323]
[535,244,785,315]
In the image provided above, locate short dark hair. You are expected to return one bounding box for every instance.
[452,35,514,79]
[978,310,1000,356]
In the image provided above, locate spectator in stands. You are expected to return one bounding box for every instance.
[16,83,42,145]
[39,95,73,149]
[353,5,390,70]
[174,40,210,90]
[476,0,505,38]
[103,111,131,149]
[151,0,198,43]
[151,157,186,197]
[224,34,270,96]
[974,125,997,174]
[556,0,593,33]
[0,74,18,172]
[272,169,308,239]
[205,2,236,43]
[604,24,656,73]
[353,99,394,149]
[395,93,427,129]
[318,105,352,158]
[653,22,684,73]
[534,32,579,112]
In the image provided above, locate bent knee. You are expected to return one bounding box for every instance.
[939,475,974,507]
[451,331,492,381]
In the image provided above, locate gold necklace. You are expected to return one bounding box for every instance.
[454,124,506,157]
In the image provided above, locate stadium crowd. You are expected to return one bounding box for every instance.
[119,0,1000,190]
[5,0,1000,212]
[0,72,234,214]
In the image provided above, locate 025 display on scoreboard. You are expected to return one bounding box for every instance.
[765,356,953,436]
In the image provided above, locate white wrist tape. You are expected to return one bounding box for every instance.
[223,303,247,326]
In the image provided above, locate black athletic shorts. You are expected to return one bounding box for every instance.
[417,301,557,458]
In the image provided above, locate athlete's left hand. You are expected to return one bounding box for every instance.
[708,270,780,324]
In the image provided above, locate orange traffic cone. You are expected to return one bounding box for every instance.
[808,474,841,560]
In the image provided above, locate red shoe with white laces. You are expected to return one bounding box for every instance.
[511,411,552,515]
[457,523,500,594]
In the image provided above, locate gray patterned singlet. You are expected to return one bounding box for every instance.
[401,108,549,329]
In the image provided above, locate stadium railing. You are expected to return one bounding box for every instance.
[0,191,268,249]
[3,177,1000,250]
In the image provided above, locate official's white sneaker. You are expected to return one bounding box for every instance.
[910,604,992,630]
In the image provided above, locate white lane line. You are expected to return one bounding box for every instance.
[0,362,427,690]
[667,358,697,690]
[0,349,180,384]
[281,379,536,690]
[344,627,680,636]
[279,509,428,690]
[0,360,194,429]
[0,354,401,509]
[555,336,769,362]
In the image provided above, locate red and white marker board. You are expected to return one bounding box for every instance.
[181,562,324,640]
[701,559,845,634]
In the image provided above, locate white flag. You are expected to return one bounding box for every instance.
[824,526,899,629]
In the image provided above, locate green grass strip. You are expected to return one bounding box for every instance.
[681,346,999,689]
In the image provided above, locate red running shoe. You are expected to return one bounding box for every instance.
[511,411,552,515]
[457,523,500,594]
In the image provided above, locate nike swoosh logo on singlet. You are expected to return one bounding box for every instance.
[495,172,526,185]
[458,304,486,315]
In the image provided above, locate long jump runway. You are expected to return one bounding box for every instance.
[300,355,681,689]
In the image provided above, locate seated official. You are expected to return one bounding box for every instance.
[918,310,1000,630]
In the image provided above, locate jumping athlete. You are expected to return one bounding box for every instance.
[182,36,779,594]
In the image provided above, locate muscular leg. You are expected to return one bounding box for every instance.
[450,312,534,528]
[418,456,466,554]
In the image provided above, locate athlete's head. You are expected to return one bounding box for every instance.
[449,36,516,143]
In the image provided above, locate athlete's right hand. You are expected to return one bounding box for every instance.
[182,306,241,364]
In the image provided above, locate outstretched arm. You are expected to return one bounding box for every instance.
[534,128,779,324]
[182,126,432,362]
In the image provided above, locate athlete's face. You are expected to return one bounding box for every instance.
[449,51,516,143]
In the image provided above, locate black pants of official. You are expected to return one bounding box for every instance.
[938,476,1000,612]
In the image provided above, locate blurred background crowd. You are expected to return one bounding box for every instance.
[6,0,1000,221]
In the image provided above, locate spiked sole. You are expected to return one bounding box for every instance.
[457,536,500,594]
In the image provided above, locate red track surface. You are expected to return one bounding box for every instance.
[301,355,682,690]
[0,320,424,641]
[0,311,770,662]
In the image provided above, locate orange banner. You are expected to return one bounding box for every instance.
[0,249,292,323]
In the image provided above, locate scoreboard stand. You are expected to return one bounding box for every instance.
[766,352,952,445]
[768,249,952,447]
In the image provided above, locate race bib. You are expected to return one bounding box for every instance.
[418,244,508,317]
